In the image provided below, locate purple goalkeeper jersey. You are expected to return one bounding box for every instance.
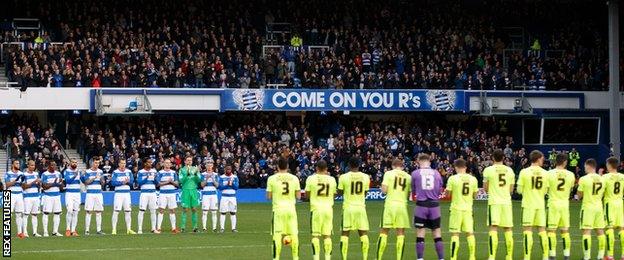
[411,167,443,202]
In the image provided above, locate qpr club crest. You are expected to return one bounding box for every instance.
[426,90,456,111]
[232,89,265,110]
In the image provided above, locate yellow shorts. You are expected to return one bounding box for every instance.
[487,204,513,228]
[604,202,624,228]
[342,206,369,231]
[311,208,333,236]
[547,206,570,229]
[272,209,298,235]
[580,208,605,229]
[448,209,474,233]
[381,204,410,229]
[522,207,546,227]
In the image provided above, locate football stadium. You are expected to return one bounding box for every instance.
[1,0,623,259]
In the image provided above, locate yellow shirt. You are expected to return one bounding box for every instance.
[338,171,370,209]
[304,173,337,211]
[547,168,576,208]
[447,173,478,211]
[517,165,549,209]
[578,173,605,210]
[381,169,411,207]
[266,172,300,212]
[603,172,624,206]
[482,164,515,205]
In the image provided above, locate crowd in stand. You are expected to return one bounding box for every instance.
[0,114,65,172]
[2,113,535,189]
[1,0,616,90]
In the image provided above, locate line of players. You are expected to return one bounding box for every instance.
[4,156,240,237]
[267,150,624,260]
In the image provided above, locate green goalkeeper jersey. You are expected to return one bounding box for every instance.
[179,165,201,189]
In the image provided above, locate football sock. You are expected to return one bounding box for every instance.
[30,215,39,234]
[230,214,236,230]
[416,237,425,259]
[538,231,548,259]
[523,231,533,260]
[95,212,102,232]
[53,213,60,234]
[42,214,48,234]
[323,237,332,260]
[201,211,208,229]
[450,235,459,260]
[22,214,28,234]
[169,213,176,229]
[138,210,144,232]
[547,232,556,257]
[125,211,132,230]
[360,234,369,260]
[65,211,72,232]
[488,231,498,260]
[312,237,320,260]
[606,228,614,257]
[561,232,571,257]
[582,234,591,260]
[272,234,282,260]
[504,230,514,260]
[71,210,79,232]
[149,210,157,231]
[15,213,23,234]
[291,235,299,259]
[211,211,217,230]
[620,230,624,258]
[157,212,163,229]
[598,234,606,259]
[467,234,476,260]
[112,211,119,231]
[340,235,348,260]
[396,235,405,260]
[85,213,91,232]
[376,233,387,260]
[434,237,444,260]
[220,214,226,230]
[191,211,198,229]
[180,211,187,229]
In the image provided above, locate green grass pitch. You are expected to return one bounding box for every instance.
[7,200,619,259]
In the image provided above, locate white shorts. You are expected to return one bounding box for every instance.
[201,195,218,211]
[65,192,82,212]
[219,196,237,213]
[42,195,62,213]
[24,196,41,215]
[158,193,177,209]
[113,193,132,211]
[139,193,158,211]
[85,193,104,211]
[10,193,24,213]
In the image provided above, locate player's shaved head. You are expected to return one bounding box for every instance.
[316,160,328,172]
[555,153,568,166]
[606,157,619,171]
[529,150,544,163]
[277,157,289,171]
[417,153,430,162]
[348,157,360,171]
[492,149,504,162]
